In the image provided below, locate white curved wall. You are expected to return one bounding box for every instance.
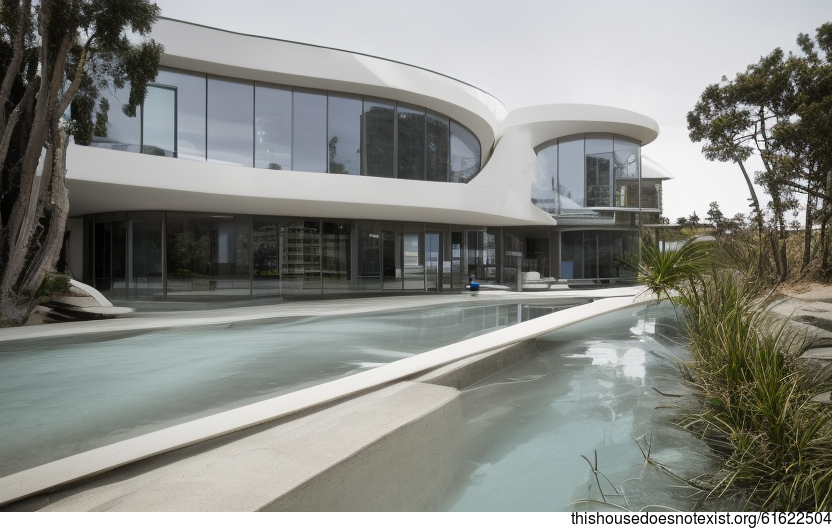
[152,18,505,165]
[67,21,662,229]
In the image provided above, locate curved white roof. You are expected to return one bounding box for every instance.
[65,20,663,227]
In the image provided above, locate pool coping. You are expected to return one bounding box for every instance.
[0,288,653,507]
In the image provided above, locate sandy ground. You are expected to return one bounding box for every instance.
[778,281,832,303]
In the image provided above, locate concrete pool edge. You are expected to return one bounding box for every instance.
[0,289,655,508]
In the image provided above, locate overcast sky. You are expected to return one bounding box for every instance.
[152,0,830,222]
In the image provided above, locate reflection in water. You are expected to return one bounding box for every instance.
[443,302,718,512]
[0,299,585,478]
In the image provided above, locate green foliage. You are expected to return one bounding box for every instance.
[36,271,70,299]
[1,0,163,326]
[687,22,832,280]
[637,237,710,302]
[641,236,832,510]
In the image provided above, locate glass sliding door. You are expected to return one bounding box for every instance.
[322,221,351,293]
[425,232,441,291]
[252,218,281,297]
[402,230,424,290]
[281,220,320,295]
[382,226,400,291]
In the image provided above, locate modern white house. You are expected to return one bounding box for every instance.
[64,18,668,301]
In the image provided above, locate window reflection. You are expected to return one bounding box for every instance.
[450,121,480,183]
[362,99,395,177]
[327,94,362,175]
[255,83,292,171]
[142,85,176,157]
[426,112,450,182]
[397,104,425,180]
[155,68,206,161]
[535,134,643,215]
[292,90,327,173]
[100,68,482,181]
[208,77,254,166]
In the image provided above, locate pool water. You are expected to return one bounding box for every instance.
[440,303,718,512]
[0,298,585,478]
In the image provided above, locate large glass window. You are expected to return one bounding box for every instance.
[327,94,362,175]
[397,104,425,180]
[292,90,327,173]
[142,85,176,157]
[97,68,482,183]
[322,221,351,292]
[450,121,480,183]
[426,112,450,182]
[281,220,320,294]
[362,98,395,177]
[95,85,141,152]
[586,153,612,207]
[165,213,250,297]
[533,142,557,213]
[252,218,281,296]
[155,69,206,161]
[357,221,381,291]
[255,83,292,171]
[208,77,254,166]
[557,138,585,210]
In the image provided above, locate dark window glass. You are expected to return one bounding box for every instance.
[322,220,351,292]
[362,98,395,177]
[327,94,362,175]
[426,112,449,182]
[207,76,254,167]
[281,220,320,294]
[255,84,292,171]
[142,84,176,157]
[252,217,280,296]
[127,212,163,300]
[166,213,250,296]
[397,104,425,180]
[292,90,327,172]
[155,69,206,161]
[586,153,612,207]
[450,121,480,182]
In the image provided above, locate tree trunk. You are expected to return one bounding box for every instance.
[803,192,815,272]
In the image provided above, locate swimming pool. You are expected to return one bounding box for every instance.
[0,297,587,478]
[440,302,716,511]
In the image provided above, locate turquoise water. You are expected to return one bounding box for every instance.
[0,298,585,478]
[441,303,716,511]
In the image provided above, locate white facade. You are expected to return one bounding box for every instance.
[67,18,664,300]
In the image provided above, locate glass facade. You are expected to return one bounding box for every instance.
[84,213,546,300]
[91,67,482,182]
[533,133,656,216]
[207,77,254,166]
[559,230,638,281]
[254,83,292,170]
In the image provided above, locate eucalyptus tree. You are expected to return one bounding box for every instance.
[0,0,162,326]
[687,22,832,281]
